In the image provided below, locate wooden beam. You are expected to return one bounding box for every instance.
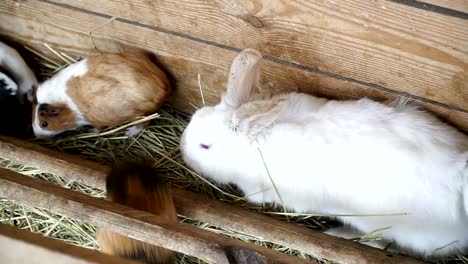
[1,0,467,132]
[0,167,318,264]
[0,137,108,189]
[0,136,426,264]
[44,0,468,111]
[0,224,139,264]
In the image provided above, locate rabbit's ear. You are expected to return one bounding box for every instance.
[221,49,262,109]
[233,98,287,140]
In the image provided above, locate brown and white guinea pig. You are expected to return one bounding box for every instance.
[31,52,171,138]
[97,162,178,264]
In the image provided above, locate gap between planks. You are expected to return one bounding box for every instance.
[390,0,468,18]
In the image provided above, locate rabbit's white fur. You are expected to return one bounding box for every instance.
[180,49,468,257]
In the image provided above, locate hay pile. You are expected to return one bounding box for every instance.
[0,45,466,264]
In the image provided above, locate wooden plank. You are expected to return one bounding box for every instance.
[0,168,319,264]
[44,0,468,112]
[0,136,426,264]
[0,137,108,189]
[0,224,139,264]
[407,0,468,14]
[1,0,467,132]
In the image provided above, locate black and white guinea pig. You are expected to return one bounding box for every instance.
[0,70,18,96]
[0,38,38,102]
[0,39,38,138]
[30,52,171,139]
[0,69,32,138]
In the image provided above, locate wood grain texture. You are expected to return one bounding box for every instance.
[0,224,139,264]
[0,138,108,189]
[45,0,468,111]
[0,168,320,264]
[0,136,426,264]
[417,0,468,13]
[1,0,467,132]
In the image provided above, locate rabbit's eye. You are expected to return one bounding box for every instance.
[200,144,211,150]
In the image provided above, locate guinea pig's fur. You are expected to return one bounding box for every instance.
[31,52,171,138]
[0,36,39,102]
[0,70,18,95]
[97,162,177,264]
[0,68,33,138]
[0,37,38,138]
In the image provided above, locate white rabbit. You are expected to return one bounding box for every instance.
[180,49,468,257]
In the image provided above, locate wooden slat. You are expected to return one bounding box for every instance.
[0,168,320,264]
[44,0,468,112]
[0,224,139,264]
[1,0,467,132]
[414,0,468,14]
[0,136,426,264]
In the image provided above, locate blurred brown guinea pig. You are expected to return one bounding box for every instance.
[31,52,171,138]
[97,162,178,264]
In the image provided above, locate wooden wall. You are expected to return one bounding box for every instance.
[1,0,467,131]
